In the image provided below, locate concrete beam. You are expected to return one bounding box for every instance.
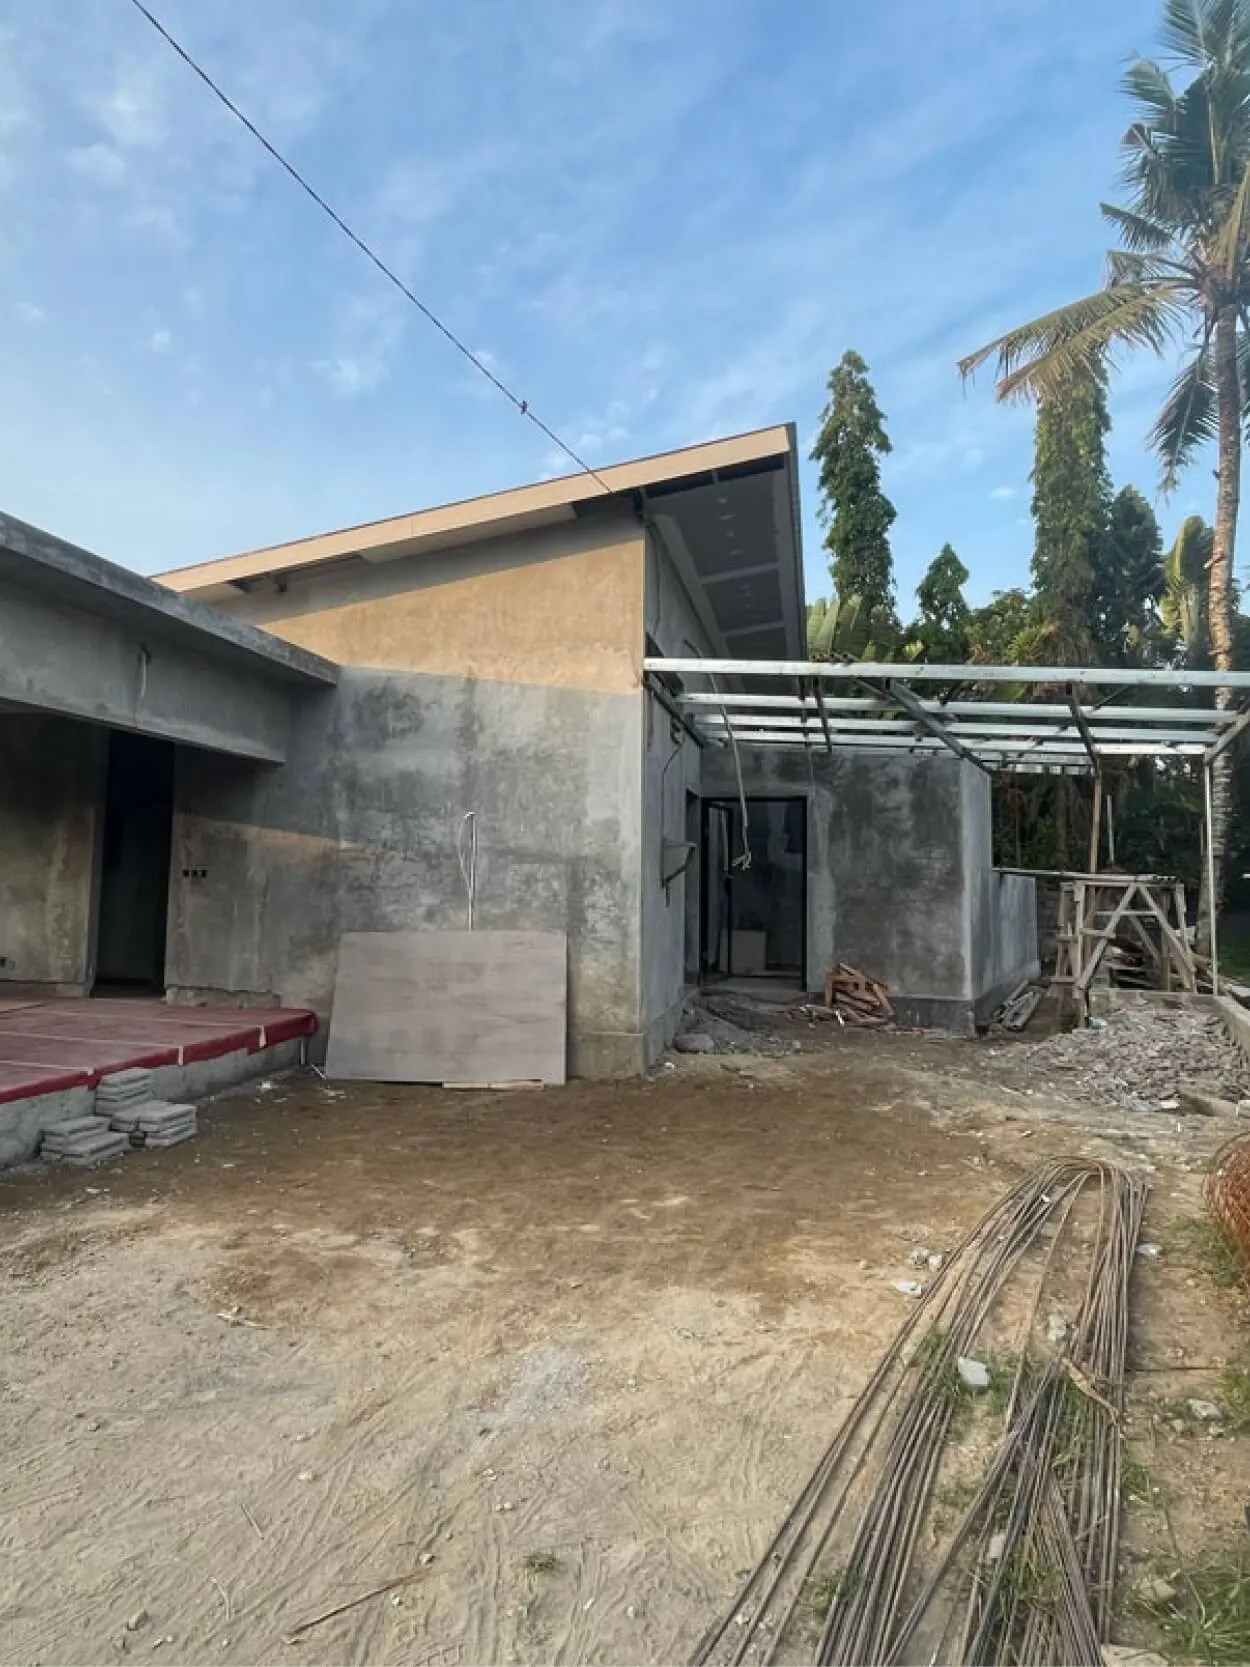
[0,577,315,761]
[0,512,340,762]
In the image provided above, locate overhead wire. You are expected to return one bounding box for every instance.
[124,0,616,495]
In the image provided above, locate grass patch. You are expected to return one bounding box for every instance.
[983,1350,1022,1421]
[1120,1451,1160,1506]
[1221,1363,1250,1433]
[933,1471,981,1514]
[1136,1552,1250,1664]
[800,1567,860,1617]
[911,1329,1018,1432]
[1169,1214,1245,1290]
[522,1551,563,1576]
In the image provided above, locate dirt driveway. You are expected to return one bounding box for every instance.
[1,1032,1246,1665]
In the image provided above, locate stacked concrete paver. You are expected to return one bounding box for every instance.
[39,1068,199,1165]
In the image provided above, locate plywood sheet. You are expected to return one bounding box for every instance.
[325,931,567,1086]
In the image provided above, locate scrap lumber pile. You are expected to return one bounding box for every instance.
[992,980,1042,1032]
[822,963,893,1027]
[692,1159,1145,1666]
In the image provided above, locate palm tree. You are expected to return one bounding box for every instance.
[959,0,1250,946]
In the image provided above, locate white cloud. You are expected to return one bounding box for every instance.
[991,485,1016,501]
[313,290,409,397]
[68,142,125,184]
[91,72,167,152]
[149,328,172,353]
[15,301,46,324]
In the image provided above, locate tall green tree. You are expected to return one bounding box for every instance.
[810,351,897,617]
[965,588,1035,664]
[959,0,1250,942]
[912,543,971,661]
[1099,486,1164,660]
[1029,372,1112,665]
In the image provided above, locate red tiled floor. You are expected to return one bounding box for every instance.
[0,999,316,1104]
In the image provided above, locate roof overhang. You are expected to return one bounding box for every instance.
[154,426,806,654]
[644,657,1250,774]
[0,511,338,688]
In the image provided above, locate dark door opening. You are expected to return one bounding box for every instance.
[700,797,806,984]
[93,732,175,993]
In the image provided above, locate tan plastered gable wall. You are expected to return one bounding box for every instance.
[210,514,646,696]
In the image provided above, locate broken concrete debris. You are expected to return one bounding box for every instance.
[674,992,803,1057]
[673,967,894,1058]
[1020,1004,1250,1117]
[1186,1398,1222,1422]
[956,1356,990,1390]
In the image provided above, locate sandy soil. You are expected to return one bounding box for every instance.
[1,1028,1247,1665]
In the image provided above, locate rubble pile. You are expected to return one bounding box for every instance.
[1021,1004,1250,1115]
[674,991,803,1056]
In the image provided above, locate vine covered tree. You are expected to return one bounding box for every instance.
[810,350,897,618]
[960,0,1250,941]
[913,543,971,661]
[1029,372,1112,665]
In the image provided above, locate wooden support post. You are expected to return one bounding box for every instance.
[1088,776,1104,874]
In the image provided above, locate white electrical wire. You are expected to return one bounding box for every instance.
[456,811,478,929]
[705,667,751,870]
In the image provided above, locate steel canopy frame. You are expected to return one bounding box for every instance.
[642,657,1250,776]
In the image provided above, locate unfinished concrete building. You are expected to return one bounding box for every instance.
[0,426,1039,1157]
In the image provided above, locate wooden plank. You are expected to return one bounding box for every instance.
[1074,884,1136,994]
[1137,886,1197,992]
[325,931,567,1086]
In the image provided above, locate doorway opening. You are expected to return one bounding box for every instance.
[700,796,806,986]
[93,731,175,994]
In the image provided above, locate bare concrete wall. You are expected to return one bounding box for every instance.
[639,527,715,1059]
[0,713,105,990]
[167,669,644,1075]
[699,746,1034,1030]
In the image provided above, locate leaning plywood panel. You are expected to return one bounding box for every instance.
[324,931,567,1086]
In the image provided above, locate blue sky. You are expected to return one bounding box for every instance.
[0,0,1223,611]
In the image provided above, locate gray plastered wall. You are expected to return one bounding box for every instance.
[698,745,1037,1030]
[0,713,107,991]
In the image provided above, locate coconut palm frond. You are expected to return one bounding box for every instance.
[1105,247,1193,285]
[1214,156,1250,274]
[1100,200,1176,250]
[960,285,1185,402]
[1151,340,1218,486]
[1121,57,1182,124]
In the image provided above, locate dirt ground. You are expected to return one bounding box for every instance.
[1,1026,1248,1666]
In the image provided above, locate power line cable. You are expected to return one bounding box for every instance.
[124,0,615,494]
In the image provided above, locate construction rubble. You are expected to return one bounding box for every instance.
[1019,1003,1250,1117]
[674,991,806,1056]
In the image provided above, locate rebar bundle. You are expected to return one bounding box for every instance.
[691,1159,1146,1667]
